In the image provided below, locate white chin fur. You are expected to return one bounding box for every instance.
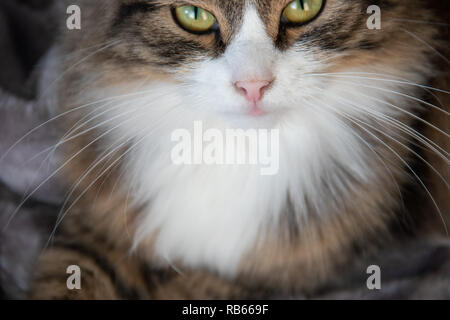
[99,79,392,276]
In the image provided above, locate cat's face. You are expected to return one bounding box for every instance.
[91,0,427,120]
[62,0,439,274]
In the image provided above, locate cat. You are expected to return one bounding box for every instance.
[24,0,449,299]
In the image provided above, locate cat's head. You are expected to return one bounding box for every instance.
[64,0,436,121]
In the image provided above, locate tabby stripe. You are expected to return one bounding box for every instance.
[114,1,158,27]
[140,263,176,294]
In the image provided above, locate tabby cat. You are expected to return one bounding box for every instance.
[28,0,449,299]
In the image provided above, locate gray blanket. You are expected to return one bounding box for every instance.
[0,0,63,299]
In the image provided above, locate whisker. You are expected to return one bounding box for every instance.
[25,102,139,165]
[16,104,144,209]
[2,108,150,231]
[0,88,164,166]
[304,95,407,214]
[354,119,448,235]
[307,72,450,97]
[329,85,449,160]
[309,83,448,161]
[40,40,122,97]
[309,87,448,234]
[319,87,449,189]
[392,18,450,27]
[47,104,185,246]
[27,76,159,169]
[314,77,450,137]
[401,29,450,65]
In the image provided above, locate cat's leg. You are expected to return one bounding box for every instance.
[28,222,157,300]
[29,246,251,300]
[29,246,122,300]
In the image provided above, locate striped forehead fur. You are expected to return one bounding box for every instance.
[103,0,405,68]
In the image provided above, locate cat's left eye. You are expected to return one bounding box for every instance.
[174,5,216,33]
[283,0,324,25]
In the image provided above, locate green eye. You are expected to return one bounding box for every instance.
[174,5,216,33]
[283,0,323,24]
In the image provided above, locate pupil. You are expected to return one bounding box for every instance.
[194,6,199,20]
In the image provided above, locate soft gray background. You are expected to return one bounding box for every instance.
[0,0,63,299]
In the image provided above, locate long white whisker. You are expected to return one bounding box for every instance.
[2,108,150,231]
[40,40,122,97]
[312,85,449,188]
[309,87,448,234]
[26,77,163,168]
[307,72,450,97]
[0,89,160,166]
[48,104,185,245]
[304,95,407,213]
[401,29,450,65]
[392,18,450,27]
[323,85,449,159]
[315,77,450,137]
[25,103,139,166]
[355,119,448,235]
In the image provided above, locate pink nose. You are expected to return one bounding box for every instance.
[234,80,272,103]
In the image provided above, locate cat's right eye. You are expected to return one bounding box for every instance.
[283,0,324,25]
[174,5,216,33]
